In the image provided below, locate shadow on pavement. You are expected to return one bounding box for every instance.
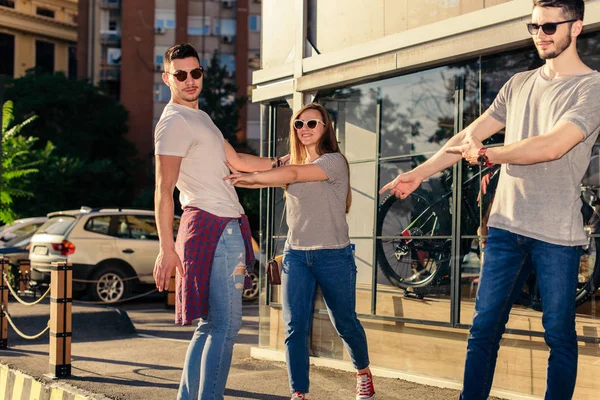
[224,389,290,399]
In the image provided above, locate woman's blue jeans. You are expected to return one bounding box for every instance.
[461,227,581,400]
[282,245,370,394]
[178,221,246,400]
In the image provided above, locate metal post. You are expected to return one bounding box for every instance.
[18,259,31,294]
[47,261,72,379]
[0,258,8,349]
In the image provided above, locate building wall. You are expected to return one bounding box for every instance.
[0,0,78,78]
[121,0,156,181]
[255,1,600,398]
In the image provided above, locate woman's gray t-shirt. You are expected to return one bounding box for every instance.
[285,153,350,250]
[486,67,600,246]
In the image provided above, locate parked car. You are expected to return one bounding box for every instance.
[243,238,261,302]
[0,217,47,249]
[29,207,179,303]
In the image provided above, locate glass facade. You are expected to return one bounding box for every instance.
[259,30,600,394]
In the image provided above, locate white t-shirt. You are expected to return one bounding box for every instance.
[154,103,244,218]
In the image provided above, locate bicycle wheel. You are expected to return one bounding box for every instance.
[518,196,600,310]
[376,193,452,289]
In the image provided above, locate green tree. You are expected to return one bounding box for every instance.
[200,52,248,149]
[1,101,53,223]
[4,71,138,217]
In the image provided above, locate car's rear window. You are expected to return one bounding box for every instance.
[37,216,77,235]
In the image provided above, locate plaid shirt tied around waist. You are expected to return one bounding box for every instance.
[175,207,255,325]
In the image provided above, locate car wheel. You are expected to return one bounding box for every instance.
[242,271,259,301]
[87,265,130,303]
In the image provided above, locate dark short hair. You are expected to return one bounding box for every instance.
[533,0,585,21]
[164,43,200,69]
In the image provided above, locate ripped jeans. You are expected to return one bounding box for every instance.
[178,220,246,400]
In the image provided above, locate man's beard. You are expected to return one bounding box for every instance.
[179,87,200,102]
[538,33,572,60]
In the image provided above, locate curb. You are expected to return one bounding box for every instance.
[0,364,110,400]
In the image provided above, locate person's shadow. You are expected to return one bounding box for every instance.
[224,389,289,399]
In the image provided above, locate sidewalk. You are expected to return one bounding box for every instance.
[0,296,513,400]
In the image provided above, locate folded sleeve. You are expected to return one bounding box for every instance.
[314,153,348,183]
[154,114,194,157]
[559,79,600,140]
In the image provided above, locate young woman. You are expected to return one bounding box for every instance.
[225,103,376,400]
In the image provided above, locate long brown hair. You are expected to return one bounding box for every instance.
[288,103,352,213]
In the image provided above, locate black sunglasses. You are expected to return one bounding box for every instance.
[167,67,204,82]
[526,19,577,35]
[293,119,325,130]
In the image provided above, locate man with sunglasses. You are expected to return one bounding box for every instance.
[380,1,600,399]
[152,43,281,400]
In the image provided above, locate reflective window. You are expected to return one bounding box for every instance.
[218,54,236,74]
[249,15,261,32]
[35,40,54,74]
[155,9,175,29]
[126,215,159,240]
[84,216,111,236]
[214,19,236,36]
[0,33,14,77]
[188,16,211,36]
[38,216,76,235]
[154,83,170,103]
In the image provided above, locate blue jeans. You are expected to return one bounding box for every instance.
[461,227,581,400]
[178,221,246,400]
[282,245,370,393]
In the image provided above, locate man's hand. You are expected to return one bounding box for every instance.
[154,248,184,292]
[446,136,484,165]
[379,171,424,199]
[224,162,259,186]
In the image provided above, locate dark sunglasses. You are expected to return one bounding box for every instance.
[167,67,204,82]
[293,119,325,130]
[526,19,577,35]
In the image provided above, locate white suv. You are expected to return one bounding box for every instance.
[29,207,179,303]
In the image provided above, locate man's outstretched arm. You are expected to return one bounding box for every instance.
[380,113,505,199]
[223,140,287,172]
[448,120,585,166]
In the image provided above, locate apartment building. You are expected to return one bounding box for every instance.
[77,0,262,172]
[0,0,78,79]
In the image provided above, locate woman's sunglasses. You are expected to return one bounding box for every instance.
[526,19,576,35]
[293,119,325,130]
[167,66,204,82]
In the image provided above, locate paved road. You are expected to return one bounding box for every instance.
[0,294,496,399]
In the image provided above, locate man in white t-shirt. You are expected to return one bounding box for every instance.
[152,43,279,400]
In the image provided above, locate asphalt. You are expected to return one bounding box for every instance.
[0,293,501,400]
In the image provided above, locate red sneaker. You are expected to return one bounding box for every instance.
[291,392,307,399]
[356,371,375,400]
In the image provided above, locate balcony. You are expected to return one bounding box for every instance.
[100,31,120,45]
[99,0,120,9]
[99,65,120,82]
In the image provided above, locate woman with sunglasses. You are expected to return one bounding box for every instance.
[225,103,375,400]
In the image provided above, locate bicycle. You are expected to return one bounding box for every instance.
[376,165,600,308]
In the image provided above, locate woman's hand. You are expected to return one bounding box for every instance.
[225,162,260,186]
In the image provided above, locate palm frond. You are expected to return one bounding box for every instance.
[4,115,38,139]
[2,101,14,133]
